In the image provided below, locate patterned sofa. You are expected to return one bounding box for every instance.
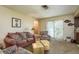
[0,45,32,54]
[4,32,35,48]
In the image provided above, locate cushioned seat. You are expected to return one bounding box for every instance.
[40,31,51,41]
[4,32,35,48]
[3,45,32,54]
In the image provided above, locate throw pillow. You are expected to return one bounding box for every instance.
[16,40,27,47]
[5,37,16,45]
[8,33,20,40]
[27,38,33,41]
[3,45,17,54]
[20,32,27,39]
[0,49,4,54]
[16,47,32,54]
[15,34,23,42]
[26,32,33,38]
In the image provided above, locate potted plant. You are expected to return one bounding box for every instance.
[66,36,71,42]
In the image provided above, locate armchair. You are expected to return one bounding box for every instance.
[40,31,51,41]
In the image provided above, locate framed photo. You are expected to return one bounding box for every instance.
[12,17,21,28]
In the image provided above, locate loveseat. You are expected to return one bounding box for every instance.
[0,45,32,54]
[4,32,35,48]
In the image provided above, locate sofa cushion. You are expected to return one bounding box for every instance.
[2,46,32,54]
[20,32,27,39]
[27,38,33,41]
[26,32,33,38]
[4,37,16,45]
[16,47,32,54]
[3,45,17,54]
[8,33,23,41]
[42,35,48,37]
[16,40,27,47]
[40,31,48,35]
[0,49,4,54]
[15,35,23,42]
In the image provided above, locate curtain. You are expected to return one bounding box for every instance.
[47,20,63,40]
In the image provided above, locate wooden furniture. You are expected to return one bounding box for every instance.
[34,34,41,42]
[74,16,79,43]
[32,40,50,54]
[40,40,50,50]
[74,17,79,27]
[75,32,79,43]
[32,41,44,54]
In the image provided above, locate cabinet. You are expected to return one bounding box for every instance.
[75,32,79,43]
[74,17,79,27]
[74,16,79,43]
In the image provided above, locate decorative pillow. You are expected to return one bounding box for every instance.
[26,32,33,38]
[8,33,20,40]
[5,37,16,45]
[16,47,32,54]
[3,45,17,54]
[0,49,4,54]
[27,38,33,41]
[42,35,48,37]
[15,35,23,42]
[16,40,27,47]
[40,31,48,35]
[20,32,27,39]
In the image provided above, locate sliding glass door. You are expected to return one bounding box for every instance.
[47,21,54,38]
[47,20,63,40]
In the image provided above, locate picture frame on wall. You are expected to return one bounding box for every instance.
[12,17,21,28]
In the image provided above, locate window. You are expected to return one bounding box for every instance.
[47,20,63,40]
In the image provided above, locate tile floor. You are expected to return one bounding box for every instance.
[48,40,79,54]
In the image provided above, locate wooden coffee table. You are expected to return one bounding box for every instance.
[40,40,50,51]
[32,41,44,54]
[32,40,50,54]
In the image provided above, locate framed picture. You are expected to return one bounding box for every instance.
[12,17,21,28]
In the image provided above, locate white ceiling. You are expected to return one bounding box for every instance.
[4,5,79,18]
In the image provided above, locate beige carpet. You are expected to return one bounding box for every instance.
[48,40,79,54]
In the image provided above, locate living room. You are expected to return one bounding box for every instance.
[0,5,79,54]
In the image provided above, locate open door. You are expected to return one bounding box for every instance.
[33,20,40,34]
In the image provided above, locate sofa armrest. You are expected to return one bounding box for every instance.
[0,49,4,54]
[0,39,6,49]
[4,37,16,45]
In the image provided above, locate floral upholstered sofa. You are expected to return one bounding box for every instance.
[0,45,32,54]
[4,32,35,48]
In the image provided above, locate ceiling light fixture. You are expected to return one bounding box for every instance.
[41,5,48,9]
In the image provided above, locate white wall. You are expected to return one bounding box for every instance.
[0,6,35,40]
[74,7,79,16]
[40,14,74,40]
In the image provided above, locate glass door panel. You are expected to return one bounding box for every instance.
[47,21,54,38]
[54,20,63,40]
[47,20,63,40]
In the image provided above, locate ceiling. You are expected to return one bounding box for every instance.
[4,5,79,18]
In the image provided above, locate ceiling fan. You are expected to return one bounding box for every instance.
[41,5,48,9]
